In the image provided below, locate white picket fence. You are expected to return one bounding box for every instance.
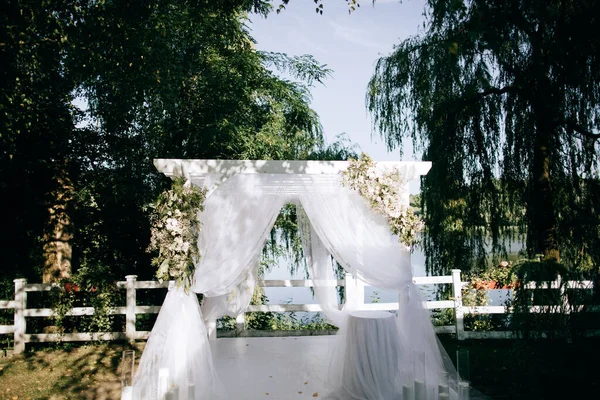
[0,270,595,354]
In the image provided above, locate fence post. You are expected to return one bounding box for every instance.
[235,313,245,336]
[125,275,137,342]
[208,318,217,340]
[345,272,364,310]
[451,269,465,340]
[356,276,365,310]
[558,275,571,314]
[13,278,27,354]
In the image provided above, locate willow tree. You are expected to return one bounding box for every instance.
[367,0,600,274]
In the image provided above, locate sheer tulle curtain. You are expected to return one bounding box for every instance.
[296,204,346,328]
[297,187,454,399]
[133,286,225,399]
[298,188,413,290]
[193,175,286,296]
[134,172,462,399]
[194,175,286,323]
[133,175,286,399]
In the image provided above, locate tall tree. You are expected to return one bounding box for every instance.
[68,3,333,279]
[367,0,600,274]
[1,0,338,283]
[0,0,82,282]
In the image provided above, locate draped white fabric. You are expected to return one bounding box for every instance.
[296,191,459,399]
[135,172,466,400]
[296,204,346,327]
[135,175,286,398]
[199,265,259,330]
[192,175,286,297]
[133,286,224,400]
[298,188,413,289]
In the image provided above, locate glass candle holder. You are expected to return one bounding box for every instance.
[413,351,427,400]
[187,363,196,400]
[401,368,414,400]
[120,350,135,400]
[458,380,470,400]
[438,371,450,400]
[456,349,470,383]
[158,368,170,400]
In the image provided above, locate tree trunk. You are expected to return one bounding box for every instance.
[42,164,74,283]
[528,74,560,262]
[530,127,559,261]
[523,26,560,263]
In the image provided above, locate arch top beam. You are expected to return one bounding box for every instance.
[153,159,432,180]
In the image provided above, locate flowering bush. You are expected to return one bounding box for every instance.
[49,264,119,334]
[341,153,423,248]
[469,260,518,289]
[148,177,206,291]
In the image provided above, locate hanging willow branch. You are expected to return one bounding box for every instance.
[367,0,600,274]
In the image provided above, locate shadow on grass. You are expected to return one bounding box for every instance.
[0,341,145,400]
[440,337,600,399]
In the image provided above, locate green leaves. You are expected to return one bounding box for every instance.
[260,52,332,87]
[368,0,600,275]
[0,0,348,286]
[278,0,362,15]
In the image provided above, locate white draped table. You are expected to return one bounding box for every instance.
[327,310,403,400]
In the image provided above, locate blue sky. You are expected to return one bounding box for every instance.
[249,0,428,162]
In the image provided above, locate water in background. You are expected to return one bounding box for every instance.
[262,246,514,318]
[263,249,435,312]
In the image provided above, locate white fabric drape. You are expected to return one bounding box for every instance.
[298,188,412,288]
[296,204,346,327]
[192,175,286,296]
[296,188,456,399]
[135,175,286,397]
[136,172,465,400]
[200,264,259,327]
[133,286,224,400]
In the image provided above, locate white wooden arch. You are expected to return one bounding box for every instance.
[153,158,432,207]
[141,159,466,400]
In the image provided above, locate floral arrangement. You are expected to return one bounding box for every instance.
[341,153,423,248]
[469,260,518,290]
[148,177,206,291]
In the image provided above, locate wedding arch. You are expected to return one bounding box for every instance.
[133,158,463,400]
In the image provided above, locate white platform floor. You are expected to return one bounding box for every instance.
[211,336,336,400]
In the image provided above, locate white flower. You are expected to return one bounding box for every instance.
[165,218,181,232]
[174,236,184,250]
[182,241,190,253]
[342,154,422,248]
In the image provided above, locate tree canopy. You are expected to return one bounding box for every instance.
[367,0,600,274]
[0,0,353,285]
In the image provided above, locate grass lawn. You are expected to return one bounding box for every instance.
[0,338,598,399]
[0,342,143,400]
